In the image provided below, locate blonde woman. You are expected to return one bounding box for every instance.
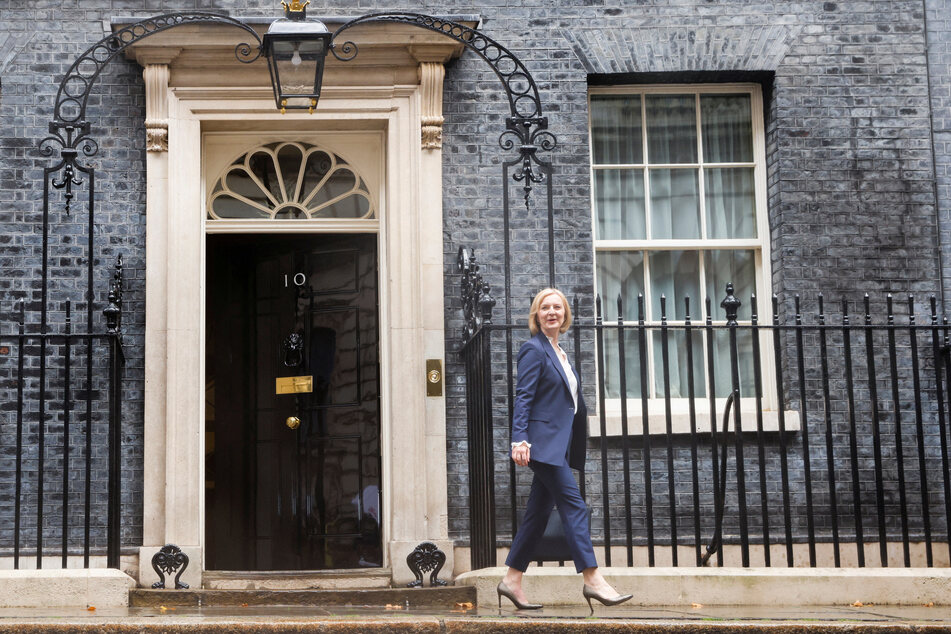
[497,288,632,611]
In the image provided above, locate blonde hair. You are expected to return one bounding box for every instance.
[528,288,572,335]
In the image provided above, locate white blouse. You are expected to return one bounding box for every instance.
[547,335,578,414]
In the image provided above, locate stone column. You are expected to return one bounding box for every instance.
[136,52,201,590]
[384,57,454,585]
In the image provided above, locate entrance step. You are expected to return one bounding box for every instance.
[202,569,391,590]
[129,586,476,609]
[201,568,393,590]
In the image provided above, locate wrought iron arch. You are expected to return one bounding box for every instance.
[331,13,556,210]
[44,13,261,170]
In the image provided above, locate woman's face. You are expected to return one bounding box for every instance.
[537,292,565,336]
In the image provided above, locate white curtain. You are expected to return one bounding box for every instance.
[593,91,758,401]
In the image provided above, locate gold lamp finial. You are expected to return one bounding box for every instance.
[282,0,310,13]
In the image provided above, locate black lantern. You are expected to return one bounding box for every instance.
[263,1,331,114]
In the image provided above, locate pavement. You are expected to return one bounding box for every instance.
[3,603,951,632]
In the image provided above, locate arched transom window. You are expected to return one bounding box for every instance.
[207,142,375,221]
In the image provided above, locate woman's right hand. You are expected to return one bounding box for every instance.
[511,444,530,467]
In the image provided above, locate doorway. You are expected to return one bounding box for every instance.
[205,233,381,571]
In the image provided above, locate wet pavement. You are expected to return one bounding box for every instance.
[3,603,951,632]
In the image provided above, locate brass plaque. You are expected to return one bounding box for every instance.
[426,359,443,397]
[276,375,313,394]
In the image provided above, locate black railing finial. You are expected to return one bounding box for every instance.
[103,254,123,335]
[721,283,741,326]
[458,246,495,344]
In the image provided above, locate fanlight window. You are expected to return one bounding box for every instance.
[208,142,375,220]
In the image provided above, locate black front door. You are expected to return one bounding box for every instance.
[205,233,381,570]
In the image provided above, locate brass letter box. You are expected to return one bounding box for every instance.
[276,375,314,394]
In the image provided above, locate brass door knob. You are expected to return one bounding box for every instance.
[285,416,300,430]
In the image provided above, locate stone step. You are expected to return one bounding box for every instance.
[130,585,476,609]
[201,569,392,590]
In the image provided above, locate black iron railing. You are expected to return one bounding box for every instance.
[1,259,125,569]
[461,276,951,569]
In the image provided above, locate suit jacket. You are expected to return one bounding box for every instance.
[511,331,588,470]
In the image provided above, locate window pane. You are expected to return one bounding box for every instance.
[705,250,756,321]
[601,328,644,399]
[595,169,645,240]
[591,95,643,164]
[704,167,756,239]
[649,251,699,321]
[652,330,706,398]
[650,168,700,239]
[711,329,756,398]
[597,251,644,319]
[646,95,697,164]
[701,94,753,163]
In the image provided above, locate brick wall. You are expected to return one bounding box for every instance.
[439,1,946,548]
[0,0,947,560]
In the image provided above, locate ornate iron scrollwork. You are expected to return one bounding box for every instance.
[40,13,263,217]
[103,255,123,336]
[151,544,190,589]
[405,541,447,588]
[458,246,496,345]
[330,13,556,204]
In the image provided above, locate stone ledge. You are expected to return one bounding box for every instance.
[130,586,476,608]
[0,569,136,608]
[455,566,951,607]
[2,618,951,633]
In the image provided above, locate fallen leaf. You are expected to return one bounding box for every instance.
[851,601,864,607]
[691,603,704,609]
[240,603,249,608]
[86,606,96,612]
[924,602,935,608]
[384,604,404,610]
[158,606,167,612]
[455,602,474,610]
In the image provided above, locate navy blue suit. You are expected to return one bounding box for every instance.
[506,332,597,573]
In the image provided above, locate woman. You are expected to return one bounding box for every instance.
[497,288,633,611]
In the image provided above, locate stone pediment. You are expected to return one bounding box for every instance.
[112,14,481,89]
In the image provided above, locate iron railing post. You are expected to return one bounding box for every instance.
[750,294,770,566]
[722,283,749,566]
[104,257,123,569]
[793,295,816,566]
[909,296,932,565]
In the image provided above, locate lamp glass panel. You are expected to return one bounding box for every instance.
[271,38,326,105]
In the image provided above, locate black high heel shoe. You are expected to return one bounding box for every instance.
[497,581,543,610]
[583,584,633,612]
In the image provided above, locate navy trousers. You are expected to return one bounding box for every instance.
[505,460,598,573]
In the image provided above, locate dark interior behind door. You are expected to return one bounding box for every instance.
[205,233,381,571]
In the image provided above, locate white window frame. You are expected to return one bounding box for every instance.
[587,83,796,436]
